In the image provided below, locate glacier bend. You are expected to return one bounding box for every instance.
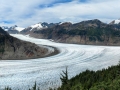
[0,34,120,90]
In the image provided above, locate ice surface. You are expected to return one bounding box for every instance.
[0,34,120,90]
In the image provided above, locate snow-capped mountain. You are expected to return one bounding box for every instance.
[1,22,60,34]
[109,19,120,24]
[14,26,25,32]
[9,25,25,32]
[1,26,9,31]
[29,22,48,31]
[29,22,61,30]
[20,22,60,34]
[31,23,47,29]
[30,22,60,29]
[1,25,25,34]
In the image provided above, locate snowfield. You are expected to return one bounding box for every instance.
[0,34,120,90]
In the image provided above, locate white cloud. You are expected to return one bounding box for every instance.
[0,0,120,27]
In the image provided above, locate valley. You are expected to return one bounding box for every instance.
[0,34,120,90]
[1,19,120,90]
[1,0,120,90]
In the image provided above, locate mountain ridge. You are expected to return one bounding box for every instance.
[17,19,120,45]
[3,19,120,45]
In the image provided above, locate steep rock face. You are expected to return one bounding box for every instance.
[0,27,53,60]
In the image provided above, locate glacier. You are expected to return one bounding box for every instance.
[0,34,120,90]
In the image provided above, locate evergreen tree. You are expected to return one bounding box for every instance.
[32,82,37,90]
[4,87,12,90]
[60,67,68,85]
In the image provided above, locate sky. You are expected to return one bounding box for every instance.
[0,0,120,27]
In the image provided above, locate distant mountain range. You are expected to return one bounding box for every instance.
[20,22,60,34]
[1,22,60,34]
[2,19,120,45]
[2,25,25,34]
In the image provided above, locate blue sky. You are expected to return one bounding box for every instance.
[0,0,120,27]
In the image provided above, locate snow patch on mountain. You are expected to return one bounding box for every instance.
[29,23,48,31]
[31,23,43,29]
[110,19,120,24]
[1,25,24,32]
[59,22,64,25]
[15,27,25,32]
[114,19,120,24]
[31,23,47,28]
[1,26,9,31]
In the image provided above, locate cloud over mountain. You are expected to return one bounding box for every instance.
[0,0,120,27]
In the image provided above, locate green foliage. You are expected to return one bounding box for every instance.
[0,47,4,53]
[68,29,87,36]
[32,82,36,90]
[29,82,40,90]
[60,67,69,85]
[4,87,12,90]
[59,64,120,90]
[0,36,5,53]
[4,83,40,90]
[89,36,96,41]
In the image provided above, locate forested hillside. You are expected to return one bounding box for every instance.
[58,63,120,90]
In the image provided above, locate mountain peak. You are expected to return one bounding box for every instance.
[80,19,103,24]
[14,25,18,27]
[31,23,43,28]
[109,19,120,24]
[77,19,105,28]
[9,25,24,32]
[60,22,72,27]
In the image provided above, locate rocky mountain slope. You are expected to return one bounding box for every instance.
[19,19,120,45]
[0,27,56,60]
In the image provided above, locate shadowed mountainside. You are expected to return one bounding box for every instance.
[0,27,57,60]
